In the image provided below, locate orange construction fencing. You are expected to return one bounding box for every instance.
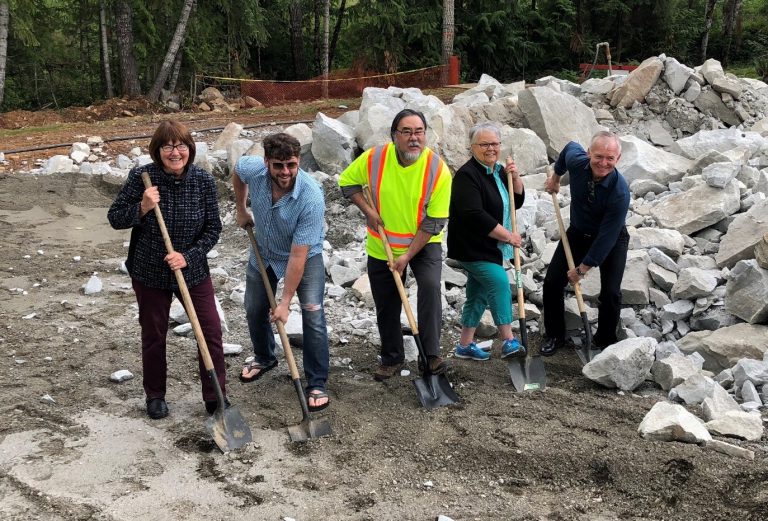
[196,61,459,106]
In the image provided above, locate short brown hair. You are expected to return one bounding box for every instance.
[263,133,301,160]
[149,120,196,166]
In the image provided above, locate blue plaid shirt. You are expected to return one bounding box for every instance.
[108,162,221,290]
[236,156,325,278]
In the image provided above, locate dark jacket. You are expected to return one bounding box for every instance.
[553,141,630,267]
[107,162,221,290]
[447,156,525,265]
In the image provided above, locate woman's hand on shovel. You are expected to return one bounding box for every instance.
[164,251,188,271]
[140,186,159,217]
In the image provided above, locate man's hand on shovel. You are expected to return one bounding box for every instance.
[270,300,291,325]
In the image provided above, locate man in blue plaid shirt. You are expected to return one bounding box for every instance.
[233,133,330,412]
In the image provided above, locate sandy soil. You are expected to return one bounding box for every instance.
[0,111,767,521]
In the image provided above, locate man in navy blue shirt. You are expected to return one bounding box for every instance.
[541,131,630,356]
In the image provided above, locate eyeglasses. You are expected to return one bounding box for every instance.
[474,142,501,149]
[587,178,596,203]
[396,128,426,138]
[270,160,299,170]
[160,144,189,153]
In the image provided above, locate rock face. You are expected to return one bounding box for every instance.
[518,86,603,159]
[582,337,656,391]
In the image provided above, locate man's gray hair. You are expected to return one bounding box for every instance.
[469,122,501,144]
[590,130,621,154]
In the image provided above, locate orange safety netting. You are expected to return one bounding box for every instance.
[197,65,450,106]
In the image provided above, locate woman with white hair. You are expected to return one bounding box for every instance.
[446,122,526,361]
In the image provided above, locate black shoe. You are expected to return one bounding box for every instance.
[146,398,169,419]
[540,337,565,357]
[204,398,231,415]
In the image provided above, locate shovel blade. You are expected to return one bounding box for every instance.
[575,346,589,366]
[205,405,253,452]
[287,416,333,442]
[413,374,460,409]
[508,356,547,392]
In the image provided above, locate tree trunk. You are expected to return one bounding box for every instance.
[313,0,321,74]
[441,0,454,84]
[328,0,345,70]
[0,0,8,108]
[722,0,743,67]
[99,0,114,99]
[147,0,196,103]
[322,0,329,98]
[115,0,141,96]
[701,0,718,62]
[168,35,185,94]
[289,0,307,78]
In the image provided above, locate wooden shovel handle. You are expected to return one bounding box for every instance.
[363,186,419,335]
[550,187,587,314]
[141,172,215,372]
[507,168,526,322]
[245,226,302,382]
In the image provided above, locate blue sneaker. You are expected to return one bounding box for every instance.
[454,342,491,361]
[501,338,526,359]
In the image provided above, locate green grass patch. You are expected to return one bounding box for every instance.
[0,124,66,139]
[726,64,759,79]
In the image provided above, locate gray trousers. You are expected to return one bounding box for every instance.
[367,243,443,365]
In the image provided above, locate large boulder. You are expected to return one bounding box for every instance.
[517,86,603,160]
[608,56,664,109]
[429,104,473,173]
[662,57,694,95]
[715,199,768,268]
[212,122,243,152]
[693,89,740,127]
[582,337,656,391]
[499,127,549,176]
[677,323,768,372]
[617,136,692,186]
[650,179,741,235]
[638,401,711,444]
[311,112,357,175]
[676,128,766,159]
[725,260,768,324]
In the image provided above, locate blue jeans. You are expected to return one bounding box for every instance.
[460,260,513,327]
[244,253,329,391]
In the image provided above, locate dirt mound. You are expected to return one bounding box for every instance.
[0,98,162,130]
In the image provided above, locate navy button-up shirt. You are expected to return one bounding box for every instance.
[553,141,630,267]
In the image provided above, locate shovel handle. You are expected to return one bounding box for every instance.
[141,172,215,372]
[363,186,419,336]
[245,226,303,385]
[550,188,587,315]
[506,165,526,322]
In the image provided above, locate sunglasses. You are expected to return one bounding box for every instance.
[587,178,596,204]
[270,160,299,170]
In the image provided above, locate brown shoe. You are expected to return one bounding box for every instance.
[374,363,404,382]
[427,356,448,375]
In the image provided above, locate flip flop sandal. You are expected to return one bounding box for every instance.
[306,389,330,412]
[239,360,278,383]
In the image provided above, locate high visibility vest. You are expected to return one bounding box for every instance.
[366,143,444,249]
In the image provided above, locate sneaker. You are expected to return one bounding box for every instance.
[454,342,491,361]
[501,338,526,359]
[374,363,404,382]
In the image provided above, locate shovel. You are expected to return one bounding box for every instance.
[363,187,460,410]
[506,164,547,392]
[245,226,332,442]
[141,172,252,452]
[550,190,599,365]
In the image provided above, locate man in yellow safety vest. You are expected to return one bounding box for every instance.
[339,109,452,381]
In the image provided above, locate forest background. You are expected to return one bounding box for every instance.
[0,0,767,112]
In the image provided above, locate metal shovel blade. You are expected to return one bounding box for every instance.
[287,416,333,443]
[508,356,547,392]
[205,405,253,452]
[413,374,460,410]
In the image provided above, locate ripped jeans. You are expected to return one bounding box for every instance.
[244,253,329,391]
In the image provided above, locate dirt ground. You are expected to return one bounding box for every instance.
[0,103,767,521]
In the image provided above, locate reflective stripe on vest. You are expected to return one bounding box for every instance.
[366,144,443,248]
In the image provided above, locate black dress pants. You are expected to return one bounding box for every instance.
[543,226,629,344]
